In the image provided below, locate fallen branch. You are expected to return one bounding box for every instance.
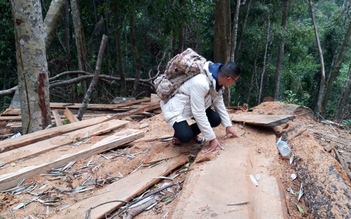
[122,195,160,219]
[1,75,155,98]
[0,86,18,96]
[77,35,108,120]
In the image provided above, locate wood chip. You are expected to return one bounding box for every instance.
[249,174,258,187]
[227,201,249,206]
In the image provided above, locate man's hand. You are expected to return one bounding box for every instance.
[201,138,224,153]
[224,126,241,138]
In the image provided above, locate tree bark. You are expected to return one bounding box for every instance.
[321,18,351,116]
[258,17,271,104]
[214,0,231,63]
[214,0,231,106]
[64,0,70,58]
[113,4,126,96]
[71,0,88,101]
[309,0,326,117]
[129,8,142,97]
[44,0,67,51]
[10,0,51,134]
[77,35,108,121]
[230,0,241,62]
[273,0,288,100]
[246,43,259,104]
[237,0,251,58]
[71,0,87,71]
[177,0,185,54]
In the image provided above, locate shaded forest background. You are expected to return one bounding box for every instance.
[1,0,351,127]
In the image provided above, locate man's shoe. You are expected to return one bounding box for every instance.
[193,135,204,144]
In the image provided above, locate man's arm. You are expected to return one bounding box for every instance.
[189,76,217,141]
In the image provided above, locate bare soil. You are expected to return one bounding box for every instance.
[0,101,350,219]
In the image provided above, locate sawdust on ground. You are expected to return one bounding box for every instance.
[0,101,351,219]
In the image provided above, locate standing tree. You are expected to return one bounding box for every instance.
[44,0,67,51]
[129,2,142,97]
[258,16,271,104]
[71,0,88,101]
[113,3,127,96]
[230,0,242,62]
[321,18,351,116]
[309,0,325,117]
[273,0,288,100]
[10,0,51,134]
[214,0,231,105]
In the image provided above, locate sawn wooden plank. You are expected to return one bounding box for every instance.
[50,98,151,109]
[64,107,80,123]
[51,109,63,126]
[0,129,144,192]
[230,114,295,127]
[0,115,113,153]
[110,102,160,119]
[170,140,285,219]
[49,154,188,219]
[0,119,129,166]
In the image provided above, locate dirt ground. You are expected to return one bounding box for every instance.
[0,101,351,219]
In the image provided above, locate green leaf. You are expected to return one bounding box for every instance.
[296,204,304,213]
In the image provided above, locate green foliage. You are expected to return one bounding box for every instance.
[284,90,299,104]
[342,119,351,129]
[283,90,310,106]
[0,0,16,90]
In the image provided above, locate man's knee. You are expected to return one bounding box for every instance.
[177,132,193,143]
[210,115,221,127]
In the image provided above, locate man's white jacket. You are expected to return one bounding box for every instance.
[160,61,232,141]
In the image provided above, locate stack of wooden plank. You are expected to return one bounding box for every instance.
[0,97,161,138]
[0,116,143,191]
[0,98,192,218]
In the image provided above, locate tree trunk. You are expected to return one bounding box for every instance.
[246,44,259,104]
[113,4,126,96]
[10,0,51,134]
[273,0,288,100]
[77,35,108,121]
[309,0,326,117]
[321,18,351,116]
[237,0,252,57]
[177,27,185,54]
[230,0,241,62]
[258,17,271,104]
[87,15,105,53]
[334,62,351,121]
[71,0,88,101]
[214,0,231,63]
[44,0,67,51]
[64,0,70,58]
[214,0,231,105]
[129,9,142,97]
[177,0,185,54]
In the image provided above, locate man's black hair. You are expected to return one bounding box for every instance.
[219,62,241,78]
